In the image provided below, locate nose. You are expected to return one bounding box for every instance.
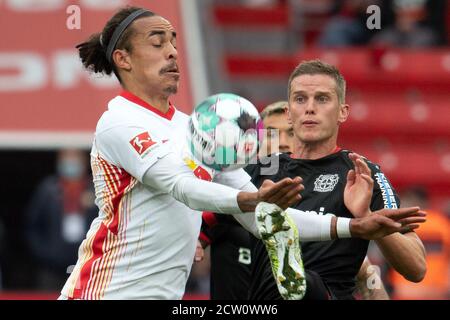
[167,42,178,60]
[304,98,315,115]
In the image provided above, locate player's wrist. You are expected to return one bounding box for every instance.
[330,216,337,239]
[236,191,258,213]
[349,218,361,238]
[331,217,352,239]
[336,217,352,238]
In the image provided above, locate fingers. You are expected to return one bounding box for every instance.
[279,187,303,208]
[378,207,421,220]
[349,153,361,174]
[360,174,372,184]
[377,215,402,229]
[279,194,302,210]
[264,177,303,201]
[261,177,302,199]
[266,182,303,208]
[356,158,372,177]
[396,217,427,226]
[348,152,358,168]
[346,169,355,186]
[399,224,421,234]
[349,153,372,178]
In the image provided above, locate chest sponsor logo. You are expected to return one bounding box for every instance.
[314,174,339,192]
[130,132,157,157]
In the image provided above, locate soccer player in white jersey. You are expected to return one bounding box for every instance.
[60,7,425,300]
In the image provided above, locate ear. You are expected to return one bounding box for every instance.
[338,104,349,124]
[112,49,132,72]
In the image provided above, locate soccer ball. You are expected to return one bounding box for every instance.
[188,93,261,171]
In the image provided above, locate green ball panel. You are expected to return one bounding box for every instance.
[215,146,237,165]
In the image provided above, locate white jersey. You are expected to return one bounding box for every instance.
[61,91,249,300]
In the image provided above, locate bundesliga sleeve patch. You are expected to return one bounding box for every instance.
[130,132,158,157]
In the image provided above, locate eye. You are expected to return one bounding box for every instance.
[295,96,305,103]
[152,44,162,48]
[317,95,329,103]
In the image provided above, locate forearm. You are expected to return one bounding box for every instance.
[172,175,244,214]
[142,153,245,214]
[375,232,426,282]
[355,258,389,300]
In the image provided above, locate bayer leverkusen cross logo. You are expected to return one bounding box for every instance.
[130,132,157,156]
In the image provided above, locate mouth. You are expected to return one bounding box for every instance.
[161,64,180,76]
[302,120,318,126]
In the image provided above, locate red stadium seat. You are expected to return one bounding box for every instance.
[225,48,450,87]
[342,90,450,138]
[338,140,450,191]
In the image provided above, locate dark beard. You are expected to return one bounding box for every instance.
[163,85,178,95]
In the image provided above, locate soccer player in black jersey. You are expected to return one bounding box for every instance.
[247,60,427,300]
[200,99,408,299]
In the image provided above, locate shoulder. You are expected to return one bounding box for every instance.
[339,149,383,174]
[96,96,136,133]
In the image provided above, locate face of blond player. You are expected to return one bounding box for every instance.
[113,16,179,98]
[263,111,295,154]
[287,74,349,146]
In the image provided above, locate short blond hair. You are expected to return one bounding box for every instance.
[287,60,346,104]
[260,101,288,120]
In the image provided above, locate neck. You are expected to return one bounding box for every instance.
[292,137,338,160]
[123,83,170,113]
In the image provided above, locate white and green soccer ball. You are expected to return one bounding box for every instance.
[188,93,261,171]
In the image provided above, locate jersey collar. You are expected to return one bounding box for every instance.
[119,90,176,121]
[290,146,342,160]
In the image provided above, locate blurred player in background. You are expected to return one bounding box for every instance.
[246,60,427,300]
[25,148,97,291]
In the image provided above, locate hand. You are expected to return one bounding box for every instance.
[194,240,204,262]
[350,207,426,240]
[257,177,304,210]
[344,153,373,218]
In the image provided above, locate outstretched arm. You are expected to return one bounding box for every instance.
[142,152,302,214]
[222,172,426,241]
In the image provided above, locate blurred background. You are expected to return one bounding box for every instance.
[0,0,449,300]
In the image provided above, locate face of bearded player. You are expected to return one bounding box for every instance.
[114,15,180,100]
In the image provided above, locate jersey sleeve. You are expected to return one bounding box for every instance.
[95,125,172,182]
[369,162,401,210]
[213,168,252,190]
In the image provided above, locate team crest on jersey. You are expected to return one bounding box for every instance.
[314,174,339,192]
[130,132,157,157]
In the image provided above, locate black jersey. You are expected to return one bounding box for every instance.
[201,212,252,300]
[247,150,400,300]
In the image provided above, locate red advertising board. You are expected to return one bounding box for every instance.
[0,0,193,148]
